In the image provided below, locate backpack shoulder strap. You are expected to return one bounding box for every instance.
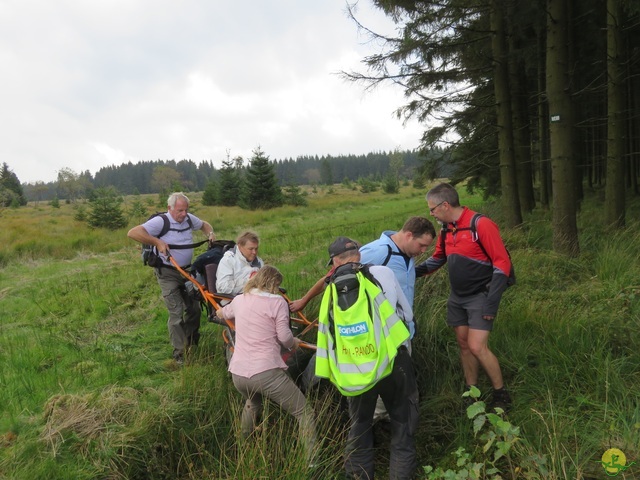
[161,214,200,245]
[439,222,449,255]
[381,245,393,266]
[161,214,207,250]
[381,244,407,266]
[157,213,171,239]
[470,213,484,237]
[440,214,485,257]
[470,213,489,257]
[358,263,382,290]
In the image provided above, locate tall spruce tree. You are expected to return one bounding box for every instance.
[604,0,627,228]
[343,0,640,255]
[218,160,242,206]
[0,163,27,207]
[547,0,579,256]
[243,148,283,210]
[490,0,522,227]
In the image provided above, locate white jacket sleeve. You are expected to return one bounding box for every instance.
[215,253,236,294]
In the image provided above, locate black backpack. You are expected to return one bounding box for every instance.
[141,212,201,267]
[325,262,384,329]
[440,213,516,286]
[190,239,236,277]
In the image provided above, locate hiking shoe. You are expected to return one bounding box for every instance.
[174,353,185,366]
[489,387,512,412]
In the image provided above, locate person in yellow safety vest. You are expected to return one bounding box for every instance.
[316,236,418,480]
[316,257,411,396]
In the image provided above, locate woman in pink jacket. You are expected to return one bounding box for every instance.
[218,265,316,461]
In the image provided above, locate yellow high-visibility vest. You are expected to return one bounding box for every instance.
[315,269,409,396]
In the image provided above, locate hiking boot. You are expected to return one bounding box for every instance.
[174,352,185,366]
[489,387,512,413]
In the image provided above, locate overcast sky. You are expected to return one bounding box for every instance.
[1,1,423,184]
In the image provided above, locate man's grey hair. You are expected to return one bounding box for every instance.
[426,183,460,207]
[168,192,190,208]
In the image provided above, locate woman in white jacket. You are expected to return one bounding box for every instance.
[216,230,264,295]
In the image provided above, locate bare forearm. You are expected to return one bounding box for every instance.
[127,225,159,246]
[291,276,326,311]
[200,221,216,239]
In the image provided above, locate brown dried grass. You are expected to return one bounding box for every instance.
[41,385,141,455]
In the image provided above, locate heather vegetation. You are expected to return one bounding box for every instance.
[1,184,639,479]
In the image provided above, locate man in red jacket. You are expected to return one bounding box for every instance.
[416,183,512,411]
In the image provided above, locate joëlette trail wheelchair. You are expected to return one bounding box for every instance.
[168,240,317,387]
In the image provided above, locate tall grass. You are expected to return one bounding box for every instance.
[412,195,640,478]
[1,186,639,479]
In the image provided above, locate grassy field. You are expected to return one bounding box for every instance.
[1,184,639,479]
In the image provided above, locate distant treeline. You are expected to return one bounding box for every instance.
[21,149,452,202]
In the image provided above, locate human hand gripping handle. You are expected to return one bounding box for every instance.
[206,229,216,248]
[156,238,170,256]
[289,298,309,313]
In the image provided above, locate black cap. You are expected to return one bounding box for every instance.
[327,236,360,266]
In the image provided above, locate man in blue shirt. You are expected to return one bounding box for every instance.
[356,216,435,425]
[291,216,435,333]
[359,216,436,334]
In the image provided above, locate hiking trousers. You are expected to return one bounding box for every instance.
[232,368,317,460]
[155,267,201,358]
[344,348,417,480]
